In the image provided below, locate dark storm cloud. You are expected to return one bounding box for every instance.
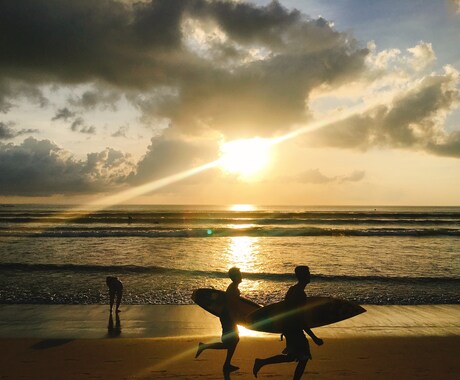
[0,137,134,195]
[0,0,188,86]
[0,122,38,140]
[0,0,368,137]
[310,71,460,156]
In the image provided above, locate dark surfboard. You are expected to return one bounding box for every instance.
[247,296,366,333]
[191,288,261,325]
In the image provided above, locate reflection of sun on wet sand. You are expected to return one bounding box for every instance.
[0,304,459,379]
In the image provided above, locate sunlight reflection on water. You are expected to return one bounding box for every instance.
[225,236,260,273]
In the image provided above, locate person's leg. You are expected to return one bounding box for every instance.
[115,290,122,312]
[195,341,226,358]
[293,359,308,380]
[109,290,115,312]
[223,337,239,371]
[223,333,238,363]
[253,355,294,377]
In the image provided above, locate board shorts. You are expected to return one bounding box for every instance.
[282,330,312,361]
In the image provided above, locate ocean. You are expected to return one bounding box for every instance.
[0,205,459,305]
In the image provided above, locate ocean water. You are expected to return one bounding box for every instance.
[0,205,459,305]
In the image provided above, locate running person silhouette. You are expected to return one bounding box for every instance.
[253,266,323,379]
[195,267,242,373]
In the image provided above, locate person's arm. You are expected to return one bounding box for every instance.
[304,327,323,346]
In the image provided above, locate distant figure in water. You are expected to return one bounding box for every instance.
[106,276,123,313]
[195,267,242,373]
[253,266,323,380]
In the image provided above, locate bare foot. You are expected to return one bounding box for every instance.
[253,358,262,378]
[195,342,205,358]
[223,364,239,373]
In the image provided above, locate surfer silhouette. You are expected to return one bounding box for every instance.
[106,276,123,313]
[253,266,323,380]
[195,267,242,373]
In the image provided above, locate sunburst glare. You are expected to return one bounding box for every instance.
[218,138,272,179]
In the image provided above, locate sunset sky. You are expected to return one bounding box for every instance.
[0,0,459,205]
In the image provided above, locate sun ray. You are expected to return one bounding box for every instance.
[85,160,220,209]
[35,85,411,220]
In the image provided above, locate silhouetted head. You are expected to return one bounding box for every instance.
[295,266,310,283]
[106,276,114,287]
[228,267,242,283]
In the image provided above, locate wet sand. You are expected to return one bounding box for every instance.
[0,305,459,379]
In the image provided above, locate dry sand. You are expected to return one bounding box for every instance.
[0,305,459,379]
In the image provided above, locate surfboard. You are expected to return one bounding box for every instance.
[247,296,366,333]
[191,288,261,325]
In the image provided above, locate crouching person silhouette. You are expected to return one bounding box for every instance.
[106,276,123,314]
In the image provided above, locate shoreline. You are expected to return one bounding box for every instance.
[0,304,459,339]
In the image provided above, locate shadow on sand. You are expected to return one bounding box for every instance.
[107,312,122,338]
[31,339,74,350]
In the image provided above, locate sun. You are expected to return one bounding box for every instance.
[218,138,272,178]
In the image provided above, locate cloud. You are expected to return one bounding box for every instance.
[340,170,366,183]
[450,0,460,14]
[52,107,76,121]
[0,137,134,195]
[52,107,96,134]
[68,88,120,110]
[0,0,368,137]
[71,118,96,134]
[0,133,219,196]
[129,134,218,185]
[0,122,38,140]
[70,117,84,132]
[427,131,460,158]
[406,42,436,72]
[111,126,129,138]
[0,79,48,113]
[309,66,460,156]
[80,125,96,134]
[0,0,457,165]
[294,169,365,184]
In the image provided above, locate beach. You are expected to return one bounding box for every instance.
[0,304,459,379]
[1,205,459,378]
[2,0,460,376]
